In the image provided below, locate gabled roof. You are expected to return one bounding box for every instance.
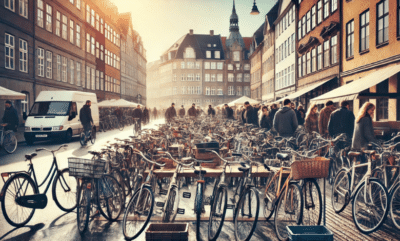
[253,23,265,46]
[265,2,279,33]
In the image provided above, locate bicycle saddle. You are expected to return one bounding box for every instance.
[348,151,362,157]
[25,153,37,160]
[276,153,290,160]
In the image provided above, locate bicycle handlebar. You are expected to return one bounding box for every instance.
[36,144,68,153]
[163,152,195,167]
[132,149,166,167]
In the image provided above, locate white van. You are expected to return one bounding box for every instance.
[24,91,99,145]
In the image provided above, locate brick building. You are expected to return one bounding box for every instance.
[249,23,265,102]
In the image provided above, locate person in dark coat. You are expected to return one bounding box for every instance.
[188,103,197,117]
[1,100,19,132]
[153,107,158,120]
[273,99,298,137]
[328,101,355,139]
[132,105,143,130]
[207,105,216,117]
[179,105,185,118]
[269,104,278,127]
[260,106,270,130]
[243,101,260,126]
[165,103,177,122]
[352,102,377,151]
[296,106,305,125]
[79,100,94,138]
[224,104,234,119]
[143,107,149,124]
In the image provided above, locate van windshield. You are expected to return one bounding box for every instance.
[29,102,71,116]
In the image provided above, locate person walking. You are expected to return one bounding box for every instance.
[188,103,197,118]
[179,105,185,118]
[224,104,234,119]
[143,107,149,124]
[153,107,158,120]
[296,106,305,125]
[242,101,260,126]
[1,100,19,132]
[328,101,355,140]
[352,102,378,151]
[319,100,336,137]
[269,104,278,127]
[208,105,216,117]
[260,106,270,130]
[79,100,94,141]
[273,99,298,137]
[132,105,143,130]
[304,104,319,134]
[165,103,177,122]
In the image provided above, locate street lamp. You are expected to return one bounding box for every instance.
[250,0,260,15]
[137,94,142,104]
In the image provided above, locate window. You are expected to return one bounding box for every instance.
[331,35,337,64]
[19,39,27,72]
[377,98,389,120]
[211,87,215,95]
[70,59,74,84]
[181,62,185,69]
[56,55,61,81]
[196,74,201,81]
[233,51,240,61]
[205,74,210,82]
[37,48,44,76]
[91,9,95,27]
[324,0,329,19]
[236,63,240,70]
[346,20,354,58]
[217,74,223,82]
[359,10,370,52]
[76,62,81,86]
[244,74,250,82]
[96,14,99,31]
[91,37,95,55]
[56,12,60,36]
[302,16,306,37]
[298,20,302,40]
[100,72,103,90]
[37,0,44,27]
[5,0,15,11]
[211,62,216,69]
[317,45,323,70]
[181,74,185,81]
[377,0,389,45]
[91,68,95,90]
[173,74,177,81]
[206,87,210,95]
[317,1,322,24]
[45,4,52,32]
[237,73,242,82]
[236,86,242,96]
[302,55,306,76]
[228,64,233,70]
[215,51,220,59]
[5,34,15,70]
[211,74,216,82]
[100,18,103,34]
[298,56,302,78]
[311,48,316,72]
[244,64,250,70]
[218,88,223,95]
[217,62,223,70]
[228,73,234,82]
[312,6,316,29]
[196,62,200,69]
[291,34,295,53]
[228,86,234,95]
[204,62,210,69]
[86,4,90,23]
[173,87,177,95]
[76,24,81,47]
[186,47,195,58]
[244,86,250,96]
[46,51,52,78]
[19,0,28,18]
[77,0,80,9]
[62,15,67,40]
[331,0,337,12]
[306,52,311,74]
[306,11,311,33]
[62,56,67,82]
[206,51,211,58]
[324,40,330,67]
[69,20,74,44]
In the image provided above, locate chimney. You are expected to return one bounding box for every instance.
[189,29,194,35]
[210,30,214,36]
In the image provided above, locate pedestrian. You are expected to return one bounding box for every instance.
[165,103,177,122]
[1,100,19,132]
[273,99,298,137]
[148,108,152,122]
[179,105,185,118]
[113,107,123,122]
[79,100,94,141]
[132,105,143,130]
[352,102,377,151]
[319,100,336,137]
[242,101,260,126]
[208,105,216,117]
[328,101,355,140]
[224,104,234,119]
[153,107,158,120]
[143,107,149,124]
[260,106,270,130]
[188,103,197,117]
[304,104,319,134]
[269,104,278,127]
[297,106,305,125]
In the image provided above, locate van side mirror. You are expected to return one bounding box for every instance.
[68,111,77,121]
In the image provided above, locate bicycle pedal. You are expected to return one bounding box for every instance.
[226,204,234,209]
[156,202,165,207]
[182,192,191,198]
[159,189,168,195]
[177,208,185,214]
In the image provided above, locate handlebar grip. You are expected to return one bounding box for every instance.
[263,164,271,171]
[232,153,242,157]
[36,148,44,152]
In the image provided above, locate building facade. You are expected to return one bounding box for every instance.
[249,23,264,102]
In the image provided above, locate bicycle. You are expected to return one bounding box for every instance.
[0,144,77,227]
[331,149,389,234]
[80,125,96,146]
[0,125,18,154]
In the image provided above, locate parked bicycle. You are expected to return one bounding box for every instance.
[0,125,18,154]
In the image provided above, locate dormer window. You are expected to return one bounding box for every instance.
[206,51,211,58]
[233,51,240,61]
[185,47,195,58]
[213,44,217,47]
[215,51,220,59]
[207,44,211,47]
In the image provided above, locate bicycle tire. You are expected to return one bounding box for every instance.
[52,168,77,212]
[1,173,38,227]
[263,174,277,221]
[110,169,128,203]
[234,187,260,241]
[3,131,17,154]
[162,186,178,222]
[302,178,322,226]
[123,185,154,240]
[97,175,124,222]
[331,169,350,213]
[390,182,400,230]
[352,179,389,234]
[77,180,91,234]
[195,182,203,241]
[90,128,96,144]
[274,183,303,241]
[208,186,227,241]
[80,132,86,146]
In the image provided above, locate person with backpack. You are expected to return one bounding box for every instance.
[273,99,298,137]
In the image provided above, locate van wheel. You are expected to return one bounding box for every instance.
[65,129,73,143]
[26,137,35,145]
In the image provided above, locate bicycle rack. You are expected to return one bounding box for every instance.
[182,192,191,198]
[156,202,165,207]
[177,208,185,214]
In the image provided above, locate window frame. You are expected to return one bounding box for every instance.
[19,0,28,18]
[19,39,28,73]
[376,0,389,45]
[346,20,354,58]
[46,50,52,79]
[331,35,338,64]
[37,48,44,77]
[5,0,15,11]
[360,10,370,52]
[5,33,15,70]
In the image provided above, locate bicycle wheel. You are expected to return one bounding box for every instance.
[162,186,179,222]
[90,128,96,144]
[331,169,350,213]
[352,179,389,234]
[111,169,129,200]
[97,175,124,221]
[1,173,38,227]
[123,186,154,240]
[390,182,400,230]
[302,178,322,226]
[77,180,91,234]
[263,175,277,221]
[274,183,303,241]
[80,132,86,146]
[195,182,204,241]
[208,186,227,241]
[3,131,17,154]
[234,187,260,241]
[52,168,77,212]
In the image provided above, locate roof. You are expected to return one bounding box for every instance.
[243,37,252,50]
[254,23,265,46]
[265,2,279,32]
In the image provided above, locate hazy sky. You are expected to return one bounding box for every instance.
[111,0,278,63]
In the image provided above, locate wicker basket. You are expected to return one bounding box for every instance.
[68,158,106,179]
[291,157,330,180]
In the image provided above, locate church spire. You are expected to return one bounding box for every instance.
[230,0,239,32]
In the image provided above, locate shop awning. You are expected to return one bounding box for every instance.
[311,64,400,105]
[0,86,26,100]
[227,96,260,107]
[282,78,334,101]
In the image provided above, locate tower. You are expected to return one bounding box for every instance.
[226,0,245,49]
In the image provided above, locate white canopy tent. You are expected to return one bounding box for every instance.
[98,99,143,108]
[0,86,26,100]
[227,96,260,107]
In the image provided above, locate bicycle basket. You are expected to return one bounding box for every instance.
[291,157,330,180]
[68,158,106,179]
